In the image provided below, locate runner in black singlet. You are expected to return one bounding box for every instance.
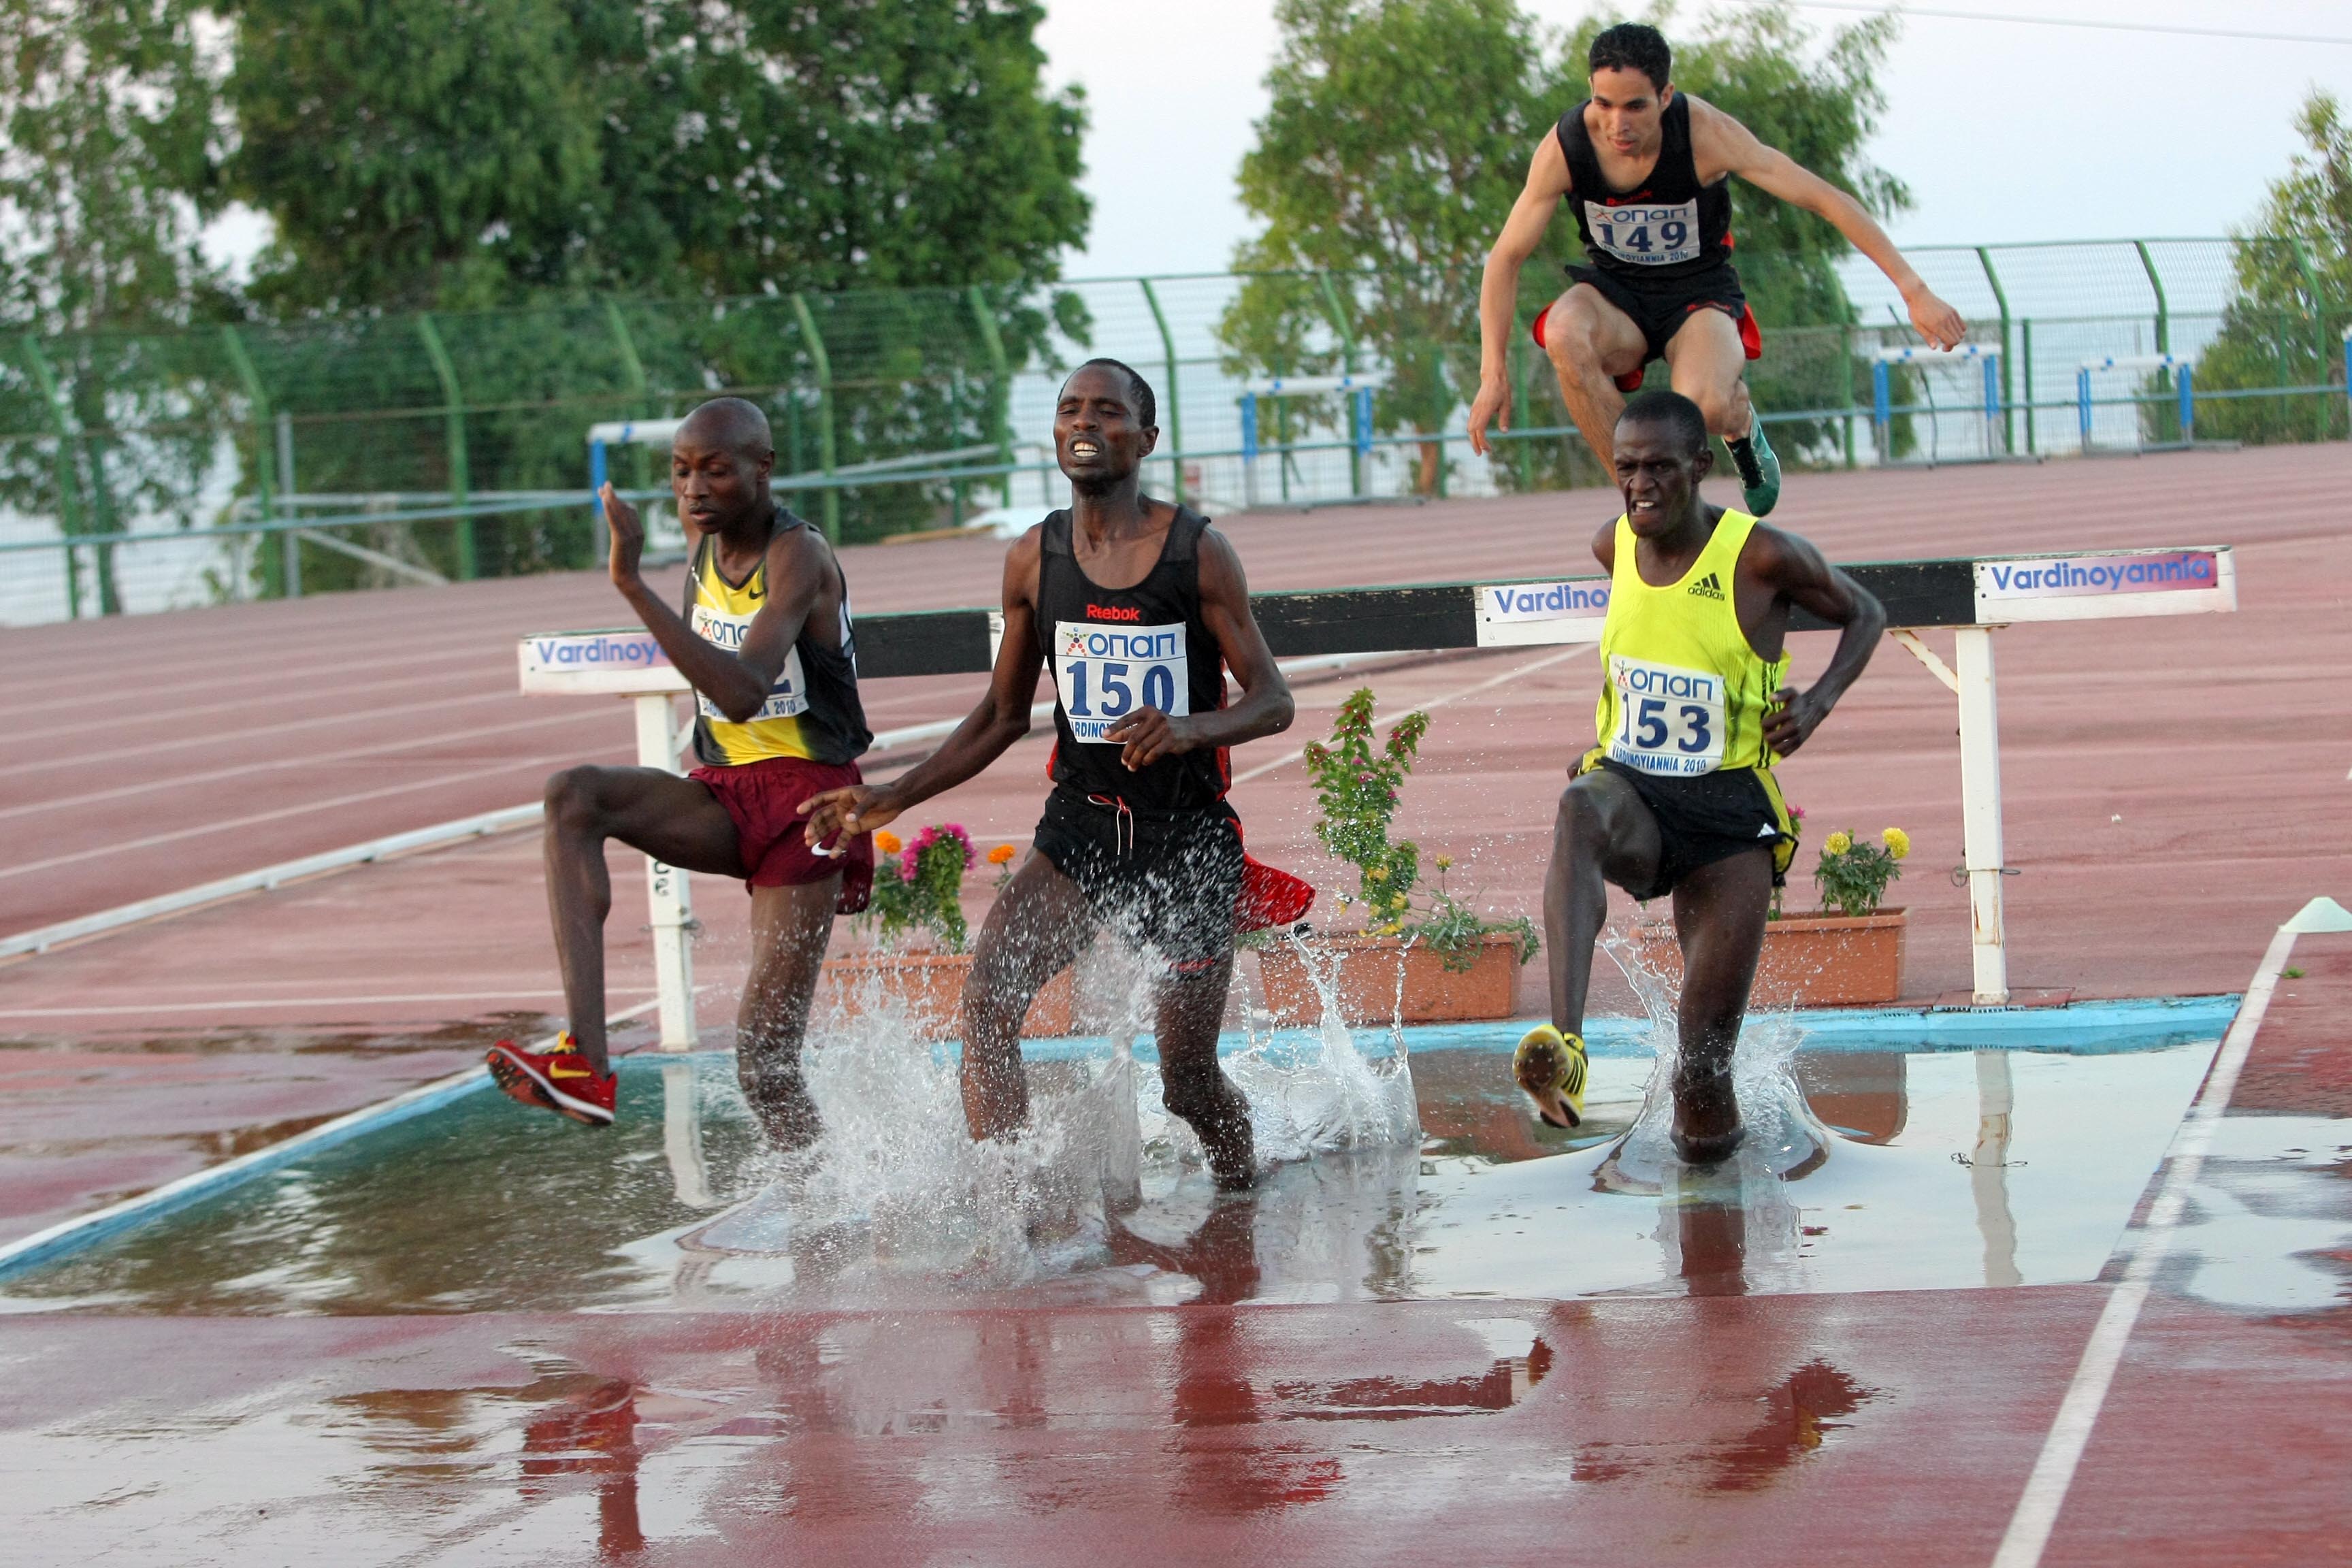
[1467,22,1967,517]
[800,360,1297,1189]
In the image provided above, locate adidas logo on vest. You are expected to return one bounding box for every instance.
[1687,571,1726,600]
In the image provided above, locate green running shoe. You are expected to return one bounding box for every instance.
[1729,421,1781,517]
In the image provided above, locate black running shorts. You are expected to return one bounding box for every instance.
[1584,755,1797,902]
[1032,787,1245,973]
[1567,259,1753,367]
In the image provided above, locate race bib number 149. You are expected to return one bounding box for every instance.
[1607,654,1725,774]
[1056,620,1190,742]
[1584,199,1703,267]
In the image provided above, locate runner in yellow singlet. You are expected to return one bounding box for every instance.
[1513,390,1884,1162]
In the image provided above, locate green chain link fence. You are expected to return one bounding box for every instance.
[1,238,2340,625]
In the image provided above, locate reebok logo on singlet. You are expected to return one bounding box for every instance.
[1688,572,1726,601]
[1085,604,1141,621]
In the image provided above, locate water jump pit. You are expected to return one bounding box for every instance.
[0,991,2247,1318]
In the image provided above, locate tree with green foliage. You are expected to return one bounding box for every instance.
[1220,0,1909,492]
[2193,90,2352,446]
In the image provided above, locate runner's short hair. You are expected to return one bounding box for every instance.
[1068,358,1156,427]
[1617,389,1709,455]
[1589,23,1671,91]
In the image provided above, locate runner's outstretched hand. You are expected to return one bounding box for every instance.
[1906,287,1967,353]
[1467,374,1513,459]
[1104,708,1193,771]
[1761,684,1835,759]
[800,785,900,845]
[602,483,644,587]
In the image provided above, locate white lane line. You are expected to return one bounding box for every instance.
[0,704,617,824]
[0,686,525,781]
[0,988,602,1019]
[1229,644,1592,786]
[0,668,527,755]
[0,747,601,883]
[0,642,491,723]
[0,996,665,1279]
[1987,904,2323,1568]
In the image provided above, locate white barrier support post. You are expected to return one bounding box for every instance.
[1954,626,2009,1004]
[632,692,699,1049]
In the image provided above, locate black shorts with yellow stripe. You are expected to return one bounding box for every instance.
[1577,751,1797,903]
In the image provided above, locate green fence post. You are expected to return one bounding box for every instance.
[2021,318,2037,455]
[21,337,86,619]
[2287,236,2333,440]
[967,286,1015,506]
[789,293,840,542]
[1975,247,2014,454]
[414,313,477,578]
[1316,274,1363,495]
[1137,279,1186,507]
[2133,240,2178,442]
[219,326,284,598]
[602,300,652,502]
[1838,323,1857,469]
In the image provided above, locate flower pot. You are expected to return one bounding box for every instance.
[1255,931,1523,1026]
[817,951,1077,1041]
[1627,907,1907,1009]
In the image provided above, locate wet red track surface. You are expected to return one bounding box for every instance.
[1,448,2348,1559]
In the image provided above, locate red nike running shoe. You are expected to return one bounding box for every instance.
[486,1033,617,1126]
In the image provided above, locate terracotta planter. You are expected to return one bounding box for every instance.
[1256,932,1523,1026]
[1627,907,1907,1009]
[817,951,1076,1041]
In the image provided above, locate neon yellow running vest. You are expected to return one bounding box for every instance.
[687,535,870,767]
[1591,509,1788,777]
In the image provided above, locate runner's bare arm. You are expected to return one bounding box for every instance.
[1748,527,1884,757]
[800,527,1049,842]
[1688,98,1966,353]
[1471,130,1577,457]
[603,482,813,721]
[1102,527,1294,770]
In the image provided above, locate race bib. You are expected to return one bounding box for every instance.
[1606,655,1725,775]
[1583,200,1703,267]
[690,602,810,723]
[1054,619,1189,743]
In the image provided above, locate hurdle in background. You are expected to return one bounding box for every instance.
[521,544,2236,1040]
[2078,355,2196,453]
[1237,372,1386,509]
[1872,343,2003,465]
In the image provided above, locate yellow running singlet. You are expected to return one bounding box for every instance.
[689,539,819,765]
[1591,509,1788,777]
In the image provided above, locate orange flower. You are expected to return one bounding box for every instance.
[987,843,1017,864]
[874,830,903,855]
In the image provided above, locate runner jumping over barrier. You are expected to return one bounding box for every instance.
[800,361,1305,1190]
[1512,391,1884,1162]
[1467,22,1967,515]
[488,397,875,1137]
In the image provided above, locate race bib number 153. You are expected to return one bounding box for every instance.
[1607,654,1725,774]
[1056,620,1190,743]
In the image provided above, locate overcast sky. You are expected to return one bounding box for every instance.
[1039,0,2352,280]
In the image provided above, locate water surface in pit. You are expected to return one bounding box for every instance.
[0,1019,2225,1314]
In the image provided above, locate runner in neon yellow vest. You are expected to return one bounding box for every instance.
[1514,390,1885,1163]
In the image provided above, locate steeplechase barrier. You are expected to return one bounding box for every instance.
[521,544,2236,1043]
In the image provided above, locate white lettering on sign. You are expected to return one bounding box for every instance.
[1971,548,2234,624]
[1055,619,1189,742]
[1584,200,1703,267]
[689,602,808,722]
[1607,654,1725,776]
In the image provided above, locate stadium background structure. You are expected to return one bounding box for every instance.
[2,235,2344,626]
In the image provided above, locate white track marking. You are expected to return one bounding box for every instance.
[0,641,489,723]
[1988,916,2306,1568]
[0,687,525,781]
[1230,644,1591,786]
[0,988,624,1019]
[0,748,596,882]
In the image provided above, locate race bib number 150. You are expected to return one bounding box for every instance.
[1056,620,1190,742]
[1607,654,1725,775]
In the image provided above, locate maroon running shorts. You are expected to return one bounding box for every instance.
[689,755,875,913]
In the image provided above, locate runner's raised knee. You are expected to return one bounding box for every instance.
[542,764,606,834]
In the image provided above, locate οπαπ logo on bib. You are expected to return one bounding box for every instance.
[1055,619,1189,742]
[1605,653,1726,775]
[691,602,809,721]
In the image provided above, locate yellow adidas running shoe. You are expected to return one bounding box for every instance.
[1513,1024,1588,1130]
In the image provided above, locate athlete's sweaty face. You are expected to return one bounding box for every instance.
[1613,419,1710,536]
[1588,67,1668,157]
[1054,365,1157,491]
[671,424,771,535]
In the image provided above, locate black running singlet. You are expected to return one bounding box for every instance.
[1035,506,1230,812]
[1555,93,1734,284]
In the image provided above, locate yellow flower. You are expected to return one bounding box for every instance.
[1881,827,1910,861]
[874,830,903,855]
[987,843,1017,865]
[1434,855,1454,871]
[1823,830,1852,856]
[1368,866,1388,881]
